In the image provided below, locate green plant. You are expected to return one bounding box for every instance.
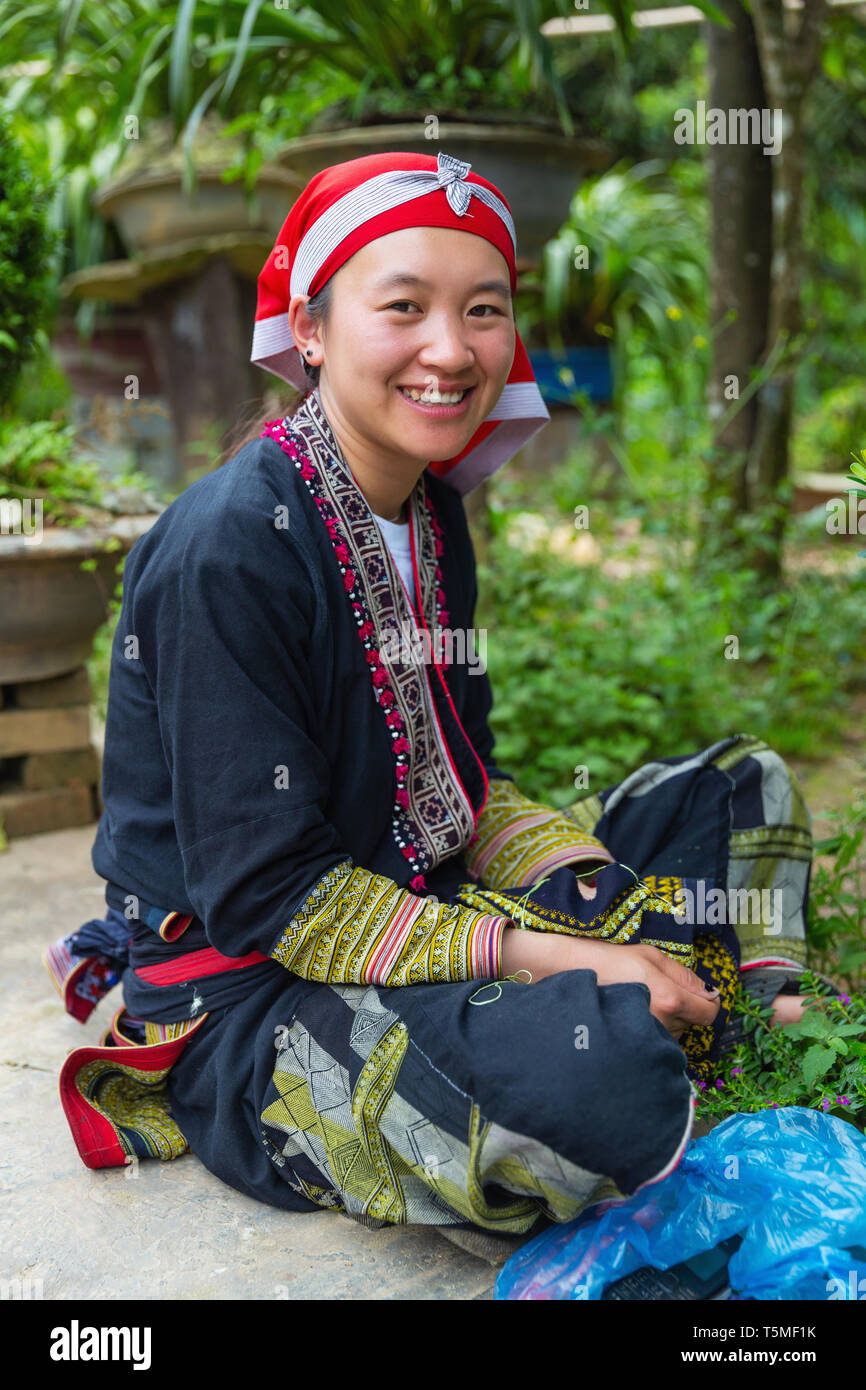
[0,416,157,527]
[4,341,74,424]
[1,3,320,294]
[0,418,106,524]
[694,972,866,1130]
[516,160,707,406]
[475,459,866,807]
[4,0,738,297]
[0,109,62,406]
[806,793,866,994]
[7,0,581,142]
[798,16,866,406]
[1,0,586,288]
[848,449,866,493]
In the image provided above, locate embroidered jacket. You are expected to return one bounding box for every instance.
[92,389,612,990]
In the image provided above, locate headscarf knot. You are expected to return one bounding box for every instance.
[435,151,474,217]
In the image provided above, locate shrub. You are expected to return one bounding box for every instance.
[793,379,866,475]
[0,111,61,409]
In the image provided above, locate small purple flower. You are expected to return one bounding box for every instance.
[837,1095,850,1105]
[731,1067,744,1076]
[715,1079,724,1088]
[820,1098,832,1111]
[697,1081,707,1090]
[836,993,851,1005]
[772,1102,780,1108]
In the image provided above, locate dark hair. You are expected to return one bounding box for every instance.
[299,280,331,388]
[217,280,333,466]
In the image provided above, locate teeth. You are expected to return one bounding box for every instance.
[400,387,467,404]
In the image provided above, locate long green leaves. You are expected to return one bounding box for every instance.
[168,0,198,128]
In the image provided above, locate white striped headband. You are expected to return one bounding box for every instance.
[290,152,517,298]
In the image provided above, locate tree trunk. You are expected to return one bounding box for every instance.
[745,0,828,579]
[702,0,773,563]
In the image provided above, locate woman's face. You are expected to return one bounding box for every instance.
[292,225,516,472]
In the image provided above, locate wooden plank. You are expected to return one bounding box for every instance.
[0,784,95,837]
[20,747,100,791]
[544,0,862,34]
[0,707,91,757]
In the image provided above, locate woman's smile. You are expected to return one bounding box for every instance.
[396,383,477,417]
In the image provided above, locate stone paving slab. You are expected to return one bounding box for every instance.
[0,826,496,1300]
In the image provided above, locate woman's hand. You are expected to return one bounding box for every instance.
[768,993,820,1027]
[500,929,720,1039]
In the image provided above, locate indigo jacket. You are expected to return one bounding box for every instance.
[91,388,612,1000]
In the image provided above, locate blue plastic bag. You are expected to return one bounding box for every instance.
[495,1107,866,1300]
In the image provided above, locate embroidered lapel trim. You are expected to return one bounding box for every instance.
[263,391,476,883]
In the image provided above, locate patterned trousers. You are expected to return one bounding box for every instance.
[167,733,814,1231]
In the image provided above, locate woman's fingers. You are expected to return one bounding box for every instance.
[642,958,722,1034]
[638,944,719,1001]
[668,982,722,1028]
[768,994,806,1027]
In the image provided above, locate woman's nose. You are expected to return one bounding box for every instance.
[418,321,475,373]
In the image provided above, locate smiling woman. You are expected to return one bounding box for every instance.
[45,150,823,1253]
[287,224,519,520]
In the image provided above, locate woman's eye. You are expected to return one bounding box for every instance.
[385,302,503,317]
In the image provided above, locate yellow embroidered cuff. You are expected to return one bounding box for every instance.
[465,778,615,890]
[271,858,507,986]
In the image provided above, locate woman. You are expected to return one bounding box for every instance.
[47,150,817,1250]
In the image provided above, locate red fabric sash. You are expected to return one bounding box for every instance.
[134,945,268,985]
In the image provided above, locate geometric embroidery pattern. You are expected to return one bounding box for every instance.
[259,983,618,1232]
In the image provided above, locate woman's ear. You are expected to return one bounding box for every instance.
[288,294,322,365]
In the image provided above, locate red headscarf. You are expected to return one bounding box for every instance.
[251,149,549,494]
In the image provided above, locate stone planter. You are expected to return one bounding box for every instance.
[61,249,265,490]
[275,124,612,266]
[0,515,158,684]
[83,137,298,489]
[92,165,303,256]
